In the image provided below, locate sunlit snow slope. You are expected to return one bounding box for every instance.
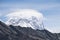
[5,9,44,30]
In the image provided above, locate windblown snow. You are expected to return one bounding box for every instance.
[5,9,44,30]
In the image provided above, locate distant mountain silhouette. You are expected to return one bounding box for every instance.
[0,21,60,40]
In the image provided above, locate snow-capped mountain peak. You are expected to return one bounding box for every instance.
[5,9,44,30]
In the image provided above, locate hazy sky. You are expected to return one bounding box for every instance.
[0,0,60,33]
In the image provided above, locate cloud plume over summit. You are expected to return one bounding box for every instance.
[5,9,45,30]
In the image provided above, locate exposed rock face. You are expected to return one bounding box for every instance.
[0,21,59,40]
[55,33,60,40]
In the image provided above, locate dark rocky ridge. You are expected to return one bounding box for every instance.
[0,21,60,40]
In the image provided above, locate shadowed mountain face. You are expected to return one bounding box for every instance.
[0,21,60,40]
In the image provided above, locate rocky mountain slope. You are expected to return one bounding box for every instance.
[0,21,59,40]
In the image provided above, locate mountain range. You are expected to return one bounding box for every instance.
[0,21,60,40]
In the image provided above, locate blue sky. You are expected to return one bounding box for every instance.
[0,0,60,33]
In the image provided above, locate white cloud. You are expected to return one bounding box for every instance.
[5,9,45,30]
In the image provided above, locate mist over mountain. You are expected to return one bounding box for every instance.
[0,21,60,40]
[5,9,44,30]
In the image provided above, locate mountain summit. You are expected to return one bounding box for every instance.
[5,9,44,30]
[0,21,59,40]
